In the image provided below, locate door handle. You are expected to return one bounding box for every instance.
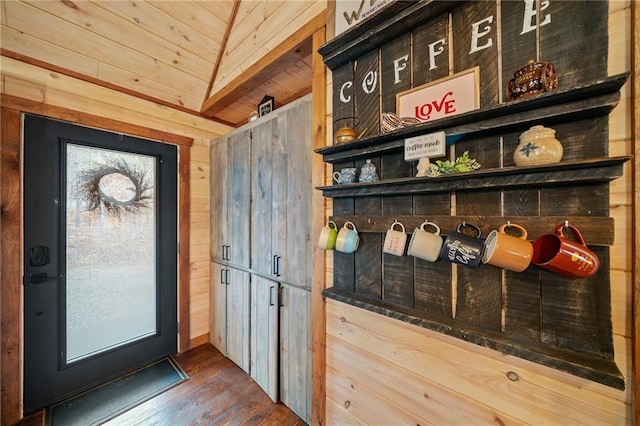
[269,286,275,306]
[225,269,230,285]
[272,255,278,276]
[279,286,284,307]
[220,269,225,285]
[275,256,282,277]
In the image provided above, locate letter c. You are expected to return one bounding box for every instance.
[340,81,353,103]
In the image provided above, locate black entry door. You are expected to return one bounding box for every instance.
[23,114,178,414]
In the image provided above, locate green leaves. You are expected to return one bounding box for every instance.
[428,151,481,176]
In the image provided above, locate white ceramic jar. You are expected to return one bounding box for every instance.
[513,125,563,166]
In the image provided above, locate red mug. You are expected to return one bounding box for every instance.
[532,224,599,278]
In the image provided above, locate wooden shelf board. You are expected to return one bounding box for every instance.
[317,156,631,198]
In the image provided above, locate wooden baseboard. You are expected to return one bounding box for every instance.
[189,333,210,350]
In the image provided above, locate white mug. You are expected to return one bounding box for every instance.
[383,221,407,257]
[407,220,442,262]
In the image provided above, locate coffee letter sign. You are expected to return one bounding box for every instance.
[396,67,479,123]
[404,131,446,161]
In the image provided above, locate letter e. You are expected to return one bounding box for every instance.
[470,15,494,54]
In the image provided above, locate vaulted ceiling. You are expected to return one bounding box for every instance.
[0,0,326,127]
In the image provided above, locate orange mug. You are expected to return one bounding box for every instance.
[532,224,600,278]
[482,223,533,272]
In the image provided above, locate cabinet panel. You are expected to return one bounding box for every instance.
[251,118,276,276]
[226,267,250,372]
[210,263,250,373]
[210,139,228,262]
[210,262,227,355]
[280,100,312,287]
[210,128,250,269]
[279,284,311,424]
[250,275,279,402]
[227,129,251,268]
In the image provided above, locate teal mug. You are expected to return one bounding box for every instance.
[335,221,359,253]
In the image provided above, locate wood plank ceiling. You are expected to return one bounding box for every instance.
[0,0,318,127]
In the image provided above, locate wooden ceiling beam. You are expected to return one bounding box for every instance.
[200,11,326,117]
[204,0,241,101]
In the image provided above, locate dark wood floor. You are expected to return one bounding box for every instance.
[17,344,306,426]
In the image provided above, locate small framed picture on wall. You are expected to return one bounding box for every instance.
[258,95,275,117]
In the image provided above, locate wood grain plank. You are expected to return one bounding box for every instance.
[1,107,22,425]
[412,13,450,86]
[212,5,326,93]
[331,63,355,136]
[452,0,499,109]
[540,247,614,359]
[354,197,382,299]
[354,49,380,138]
[4,1,209,93]
[326,334,525,425]
[179,145,191,352]
[311,26,327,426]
[500,0,537,103]
[326,367,428,425]
[633,2,640,420]
[381,196,414,307]
[327,300,628,424]
[540,1,608,89]
[380,33,411,115]
[91,2,222,60]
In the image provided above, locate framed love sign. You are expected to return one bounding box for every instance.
[396,67,479,123]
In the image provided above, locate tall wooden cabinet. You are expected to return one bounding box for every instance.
[210,95,312,423]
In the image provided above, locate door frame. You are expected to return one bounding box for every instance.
[0,97,193,422]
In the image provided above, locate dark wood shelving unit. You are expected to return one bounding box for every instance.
[316,0,630,391]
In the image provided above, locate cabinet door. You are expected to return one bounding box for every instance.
[250,275,279,402]
[209,262,227,355]
[271,115,288,281]
[226,267,250,373]
[251,118,277,276]
[227,129,251,268]
[280,98,312,287]
[279,284,311,423]
[210,137,228,262]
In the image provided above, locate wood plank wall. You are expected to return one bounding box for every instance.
[323,1,636,424]
[211,0,327,96]
[0,56,229,423]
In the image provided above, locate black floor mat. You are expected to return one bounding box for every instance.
[46,357,188,425]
